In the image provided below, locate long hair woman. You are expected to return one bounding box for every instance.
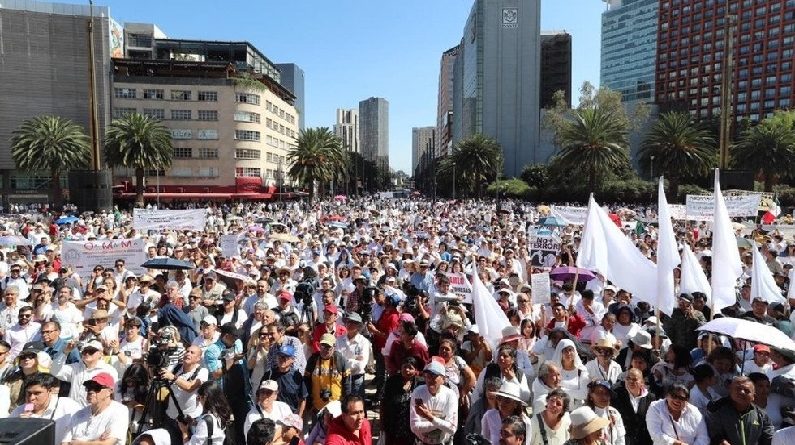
[187,382,233,445]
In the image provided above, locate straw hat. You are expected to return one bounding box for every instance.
[569,406,610,440]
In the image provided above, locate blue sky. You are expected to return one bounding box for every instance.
[68,0,606,173]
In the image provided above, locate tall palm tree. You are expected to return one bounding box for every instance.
[10,115,91,209]
[733,111,795,191]
[439,134,503,197]
[638,111,716,196]
[104,113,173,207]
[287,127,345,202]
[552,107,629,191]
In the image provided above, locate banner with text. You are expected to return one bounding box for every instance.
[62,239,147,279]
[530,272,552,304]
[529,232,562,266]
[133,209,207,231]
[444,272,473,304]
[685,194,761,221]
[220,234,243,258]
[550,206,588,225]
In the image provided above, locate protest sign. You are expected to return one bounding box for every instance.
[529,232,561,266]
[685,194,761,221]
[220,234,242,258]
[133,209,206,231]
[444,272,473,303]
[550,206,588,225]
[530,272,552,304]
[62,239,147,279]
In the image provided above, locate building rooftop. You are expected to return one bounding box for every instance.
[0,0,109,17]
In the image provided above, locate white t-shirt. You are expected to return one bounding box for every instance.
[51,303,84,340]
[218,309,247,329]
[61,400,129,444]
[187,413,226,445]
[242,401,293,438]
[167,365,209,419]
[10,396,81,445]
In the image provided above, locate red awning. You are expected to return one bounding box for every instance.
[117,192,232,199]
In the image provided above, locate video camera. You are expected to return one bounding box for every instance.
[358,286,378,324]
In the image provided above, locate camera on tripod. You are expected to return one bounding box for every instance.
[358,286,377,324]
[294,281,315,307]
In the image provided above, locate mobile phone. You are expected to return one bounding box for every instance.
[124,351,132,357]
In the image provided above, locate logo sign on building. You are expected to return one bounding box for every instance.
[133,209,207,231]
[444,272,473,304]
[197,129,218,140]
[171,129,192,140]
[62,239,147,279]
[529,232,561,266]
[502,8,519,28]
[685,194,761,221]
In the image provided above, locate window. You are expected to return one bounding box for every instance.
[198,91,218,102]
[234,111,261,123]
[171,110,192,120]
[235,167,261,177]
[197,167,219,177]
[197,110,218,121]
[173,147,193,159]
[235,149,261,160]
[171,90,192,101]
[197,148,218,159]
[113,107,136,119]
[236,93,260,105]
[234,130,260,141]
[114,88,136,99]
[143,108,165,120]
[143,89,164,99]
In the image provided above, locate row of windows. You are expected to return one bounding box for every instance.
[114,88,219,102]
[265,152,286,164]
[169,147,219,159]
[234,130,260,142]
[235,149,261,160]
[153,167,219,178]
[265,118,294,138]
[265,101,296,125]
[235,167,261,178]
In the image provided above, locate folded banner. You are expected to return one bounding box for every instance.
[133,209,207,231]
[685,194,761,221]
[62,239,147,279]
[550,205,587,225]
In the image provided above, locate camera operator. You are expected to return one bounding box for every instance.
[147,325,185,372]
[162,345,207,420]
[305,333,350,414]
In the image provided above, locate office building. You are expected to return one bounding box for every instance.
[112,35,299,199]
[412,127,436,174]
[655,0,795,122]
[359,97,389,170]
[540,31,572,108]
[276,63,305,130]
[600,0,658,102]
[436,45,460,158]
[451,0,542,176]
[0,0,112,204]
[334,109,359,153]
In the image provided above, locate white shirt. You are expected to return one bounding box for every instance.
[529,411,571,445]
[585,359,622,385]
[61,400,129,444]
[218,309,247,329]
[481,409,531,445]
[6,321,41,361]
[335,333,372,376]
[594,405,625,445]
[50,358,119,407]
[576,300,606,342]
[166,365,209,419]
[645,399,709,445]
[11,396,81,444]
[192,332,221,352]
[51,303,84,339]
[243,293,278,313]
[767,362,795,427]
[689,385,721,415]
[242,400,293,438]
[410,384,458,445]
[187,413,225,445]
[773,425,795,445]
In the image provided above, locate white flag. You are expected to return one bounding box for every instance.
[710,169,743,312]
[751,242,786,304]
[656,177,679,316]
[471,265,510,348]
[680,244,712,301]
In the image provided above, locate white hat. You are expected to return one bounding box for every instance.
[201,315,218,326]
[569,406,610,440]
[644,316,658,325]
[467,324,480,335]
[630,330,653,349]
[323,400,342,417]
[500,326,522,344]
[491,381,527,406]
[259,380,278,392]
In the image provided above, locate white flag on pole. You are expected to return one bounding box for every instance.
[656,177,679,316]
[710,169,744,312]
[680,244,712,301]
[471,265,510,347]
[751,242,786,304]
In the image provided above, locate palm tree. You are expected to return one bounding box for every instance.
[104,113,173,207]
[638,111,716,196]
[10,115,91,209]
[439,134,503,197]
[287,127,345,202]
[733,111,795,191]
[552,107,629,191]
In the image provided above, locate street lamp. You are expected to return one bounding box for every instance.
[650,155,655,180]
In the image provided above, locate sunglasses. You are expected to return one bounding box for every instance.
[18,314,32,319]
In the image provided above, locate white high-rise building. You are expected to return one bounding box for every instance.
[334,108,359,153]
[412,127,435,174]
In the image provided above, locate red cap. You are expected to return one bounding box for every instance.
[84,372,115,389]
[324,304,338,315]
[754,344,771,353]
[278,290,292,301]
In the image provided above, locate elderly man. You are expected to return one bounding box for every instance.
[0,285,23,336]
[409,361,458,445]
[61,372,128,445]
[51,340,119,407]
[706,376,774,445]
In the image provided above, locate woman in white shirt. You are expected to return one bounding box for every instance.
[551,339,590,408]
[188,382,232,445]
[645,384,709,445]
[528,388,571,445]
[585,380,625,445]
[584,338,622,385]
[480,381,532,445]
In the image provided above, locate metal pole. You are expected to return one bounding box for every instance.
[718,15,736,169]
[156,169,160,208]
[87,0,100,172]
[650,155,655,180]
[452,163,456,200]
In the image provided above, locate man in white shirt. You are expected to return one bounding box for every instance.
[161,345,208,419]
[0,284,23,336]
[2,266,30,302]
[126,275,160,312]
[409,361,458,445]
[61,372,129,445]
[51,286,84,340]
[51,340,119,407]
[243,280,278,314]
[335,312,371,398]
[6,305,41,362]
[10,372,81,444]
[192,315,220,351]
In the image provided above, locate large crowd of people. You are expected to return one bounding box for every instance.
[0,197,793,445]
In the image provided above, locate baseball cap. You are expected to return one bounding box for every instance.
[278,290,292,301]
[320,333,336,346]
[277,344,296,358]
[200,315,218,326]
[344,312,363,324]
[754,344,771,353]
[324,304,339,315]
[80,340,104,353]
[90,310,109,320]
[84,372,115,389]
[259,380,278,392]
[222,290,236,302]
[423,361,446,377]
[278,414,303,431]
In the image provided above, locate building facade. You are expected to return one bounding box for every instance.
[540,31,572,108]
[451,0,542,177]
[276,63,305,130]
[655,0,795,122]
[334,109,359,153]
[436,45,460,159]
[359,97,389,170]
[412,127,436,174]
[600,0,659,102]
[0,0,112,204]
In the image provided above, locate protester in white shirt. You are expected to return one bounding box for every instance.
[646,384,709,445]
[336,312,372,396]
[61,372,129,445]
[162,345,208,419]
[6,305,41,362]
[51,286,84,340]
[10,372,81,445]
[409,361,458,445]
[243,380,293,438]
[585,338,622,385]
[50,340,119,407]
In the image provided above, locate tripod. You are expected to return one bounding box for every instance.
[135,378,185,436]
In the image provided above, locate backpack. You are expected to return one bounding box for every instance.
[202,413,236,445]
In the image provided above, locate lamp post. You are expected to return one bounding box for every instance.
[650,155,655,180]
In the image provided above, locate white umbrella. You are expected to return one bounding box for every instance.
[697,318,795,350]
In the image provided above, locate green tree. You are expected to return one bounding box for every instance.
[733,110,795,191]
[104,113,173,208]
[551,107,630,191]
[520,163,550,189]
[438,134,503,197]
[287,127,345,202]
[10,115,91,209]
[638,111,716,196]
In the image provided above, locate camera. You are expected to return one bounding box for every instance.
[358,286,377,324]
[294,282,315,307]
[146,348,170,371]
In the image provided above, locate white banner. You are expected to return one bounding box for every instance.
[685,194,761,221]
[529,232,561,266]
[550,205,587,225]
[444,272,473,304]
[61,239,147,279]
[133,209,206,231]
[530,272,551,304]
[669,204,687,221]
[220,234,242,258]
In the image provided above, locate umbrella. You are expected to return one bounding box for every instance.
[269,233,299,243]
[140,258,195,270]
[736,237,753,248]
[55,216,79,225]
[697,318,795,350]
[327,221,349,229]
[549,266,596,283]
[214,268,254,291]
[0,235,31,247]
[538,216,567,227]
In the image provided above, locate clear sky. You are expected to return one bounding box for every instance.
[64,0,606,174]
